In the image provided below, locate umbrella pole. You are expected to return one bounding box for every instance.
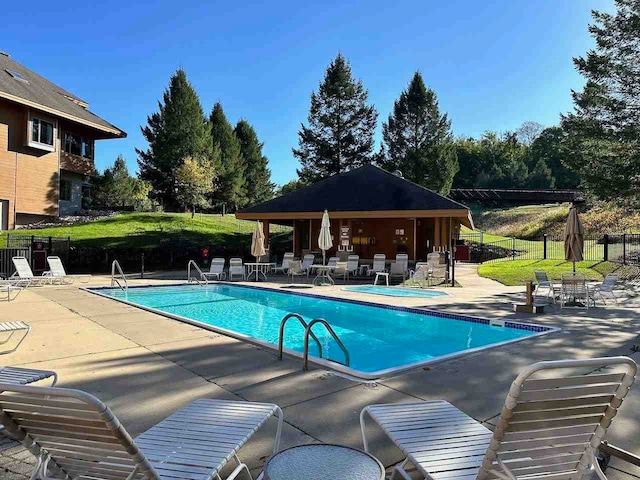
[573,261,576,273]
[323,251,326,266]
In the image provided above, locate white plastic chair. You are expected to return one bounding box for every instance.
[327,256,339,267]
[229,258,246,281]
[204,258,226,280]
[0,384,283,480]
[395,253,409,276]
[534,271,556,303]
[301,254,315,276]
[346,255,359,278]
[362,356,637,480]
[561,272,589,309]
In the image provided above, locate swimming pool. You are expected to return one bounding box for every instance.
[88,283,558,379]
[344,285,449,298]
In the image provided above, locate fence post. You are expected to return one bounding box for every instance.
[512,237,516,260]
[603,234,609,261]
[623,233,627,265]
[543,234,547,260]
[141,252,145,279]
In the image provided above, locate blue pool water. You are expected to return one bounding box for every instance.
[91,284,552,377]
[344,285,448,298]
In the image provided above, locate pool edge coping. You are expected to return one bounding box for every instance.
[82,281,561,381]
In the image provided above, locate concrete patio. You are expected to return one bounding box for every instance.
[1,266,639,479]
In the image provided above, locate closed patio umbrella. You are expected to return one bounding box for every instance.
[564,206,584,273]
[318,210,333,265]
[251,221,266,261]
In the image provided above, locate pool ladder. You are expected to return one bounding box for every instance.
[278,313,350,370]
[187,260,209,286]
[111,260,128,292]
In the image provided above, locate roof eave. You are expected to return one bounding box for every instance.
[237,209,473,222]
[0,91,127,138]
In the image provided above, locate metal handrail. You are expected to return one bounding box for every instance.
[278,313,322,360]
[303,318,350,370]
[187,260,209,286]
[111,260,128,292]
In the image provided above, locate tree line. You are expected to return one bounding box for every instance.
[287,0,639,202]
[94,69,275,214]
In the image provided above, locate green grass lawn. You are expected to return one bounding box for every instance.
[0,213,290,248]
[478,259,618,286]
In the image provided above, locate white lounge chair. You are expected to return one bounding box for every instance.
[11,256,51,286]
[361,356,637,480]
[368,254,387,276]
[346,254,359,279]
[45,256,90,284]
[389,262,406,283]
[327,256,339,267]
[534,271,557,303]
[409,262,429,284]
[561,272,589,309]
[0,366,57,386]
[0,321,31,355]
[273,252,294,274]
[592,274,619,305]
[204,258,226,280]
[0,278,30,302]
[0,384,283,480]
[229,258,246,281]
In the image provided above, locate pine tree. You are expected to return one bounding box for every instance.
[561,0,640,202]
[527,159,555,189]
[210,103,245,210]
[380,72,458,195]
[234,120,274,206]
[136,69,213,209]
[293,54,378,183]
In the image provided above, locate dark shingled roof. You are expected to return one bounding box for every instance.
[240,164,469,214]
[0,52,126,137]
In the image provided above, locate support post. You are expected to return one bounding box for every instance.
[543,234,547,260]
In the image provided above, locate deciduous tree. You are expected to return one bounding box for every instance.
[175,156,216,217]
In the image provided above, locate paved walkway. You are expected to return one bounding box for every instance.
[1,270,639,479]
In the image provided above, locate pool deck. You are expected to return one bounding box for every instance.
[1,264,639,479]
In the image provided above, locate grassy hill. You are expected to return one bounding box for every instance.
[0,213,290,248]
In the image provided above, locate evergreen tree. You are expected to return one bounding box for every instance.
[529,127,579,189]
[234,120,274,206]
[527,159,555,189]
[136,68,213,209]
[93,156,153,210]
[561,0,640,202]
[210,103,245,209]
[380,72,458,195]
[293,54,378,183]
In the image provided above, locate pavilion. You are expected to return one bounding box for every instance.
[236,164,474,262]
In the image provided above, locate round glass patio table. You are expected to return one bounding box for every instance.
[262,444,385,480]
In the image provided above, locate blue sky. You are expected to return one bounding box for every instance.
[2,0,612,185]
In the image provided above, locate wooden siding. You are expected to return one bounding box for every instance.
[0,99,58,225]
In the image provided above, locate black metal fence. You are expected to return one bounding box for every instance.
[458,233,640,265]
[3,235,71,275]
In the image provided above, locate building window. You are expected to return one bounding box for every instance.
[60,180,72,202]
[64,132,93,159]
[30,117,55,148]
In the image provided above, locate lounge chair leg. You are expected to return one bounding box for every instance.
[390,459,412,480]
[226,463,252,480]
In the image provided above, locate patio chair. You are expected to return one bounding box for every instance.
[346,254,360,279]
[0,383,283,480]
[395,253,409,277]
[361,356,637,480]
[561,272,589,309]
[334,261,350,283]
[301,254,315,276]
[0,278,30,302]
[229,258,246,281]
[287,260,307,283]
[534,271,557,303]
[0,321,31,355]
[204,258,226,280]
[389,261,406,283]
[368,254,387,276]
[45,256,90,284]
[409,262,429,285]
[327,256,339,267]
[592,274,619,305]
[11,256,51,286]
[273,252,294,274]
